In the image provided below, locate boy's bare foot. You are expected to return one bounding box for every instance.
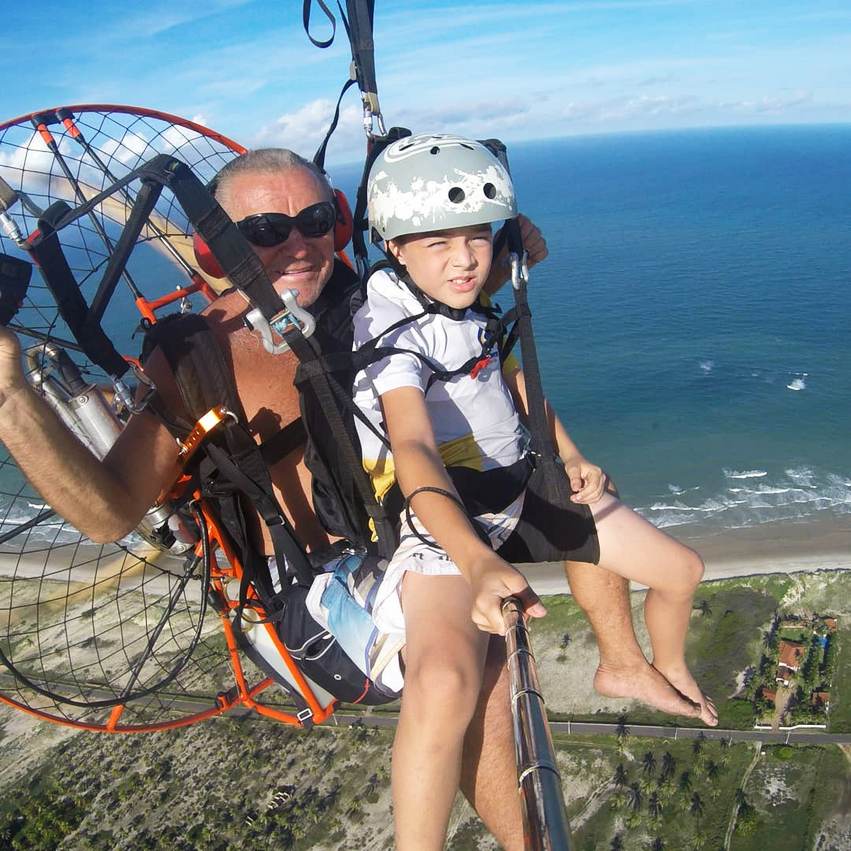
[594,660,702,719]
[652,664,719,727]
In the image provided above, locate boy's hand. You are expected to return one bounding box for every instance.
[468,554,547,635]
[484,214,548,294]
[563,455,608,504]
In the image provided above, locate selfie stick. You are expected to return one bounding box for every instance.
[502,597,571,850]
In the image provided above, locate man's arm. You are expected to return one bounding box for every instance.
[380,385,546,633]
[0,327,181,543]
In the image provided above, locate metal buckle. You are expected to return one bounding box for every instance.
[297,706,315,723]
[244,289,316,355]
[508,250,530,291]
[114,363,156,415]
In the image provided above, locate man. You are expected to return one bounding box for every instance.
[0,148,700,848]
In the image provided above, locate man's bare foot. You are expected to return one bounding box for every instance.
[652,664,719,727]
[594,661,701,719]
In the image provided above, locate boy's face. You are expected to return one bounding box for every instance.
[388,224,493,310]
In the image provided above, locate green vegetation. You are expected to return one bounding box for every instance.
[559,736,850,851]
[0,570,849,849]
[829,628,851,733]
[729,746,828,851]
[0,717,398,851]
[562,734,756,850]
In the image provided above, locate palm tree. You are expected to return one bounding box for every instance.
[706,760,720,781]
[610,835,625,851]
[660,751,676,781]
[688,832,706,849]
[639,776,655,795]
[689,792,704,819]
[625,810,643,829]
[613,763,629,788]
[560,633,571,649]
[628,782,643,812]
[734,788,748,810]
[694,599,712,617]
[650,839,664,851]
[692,732,706,756]
[678,770,693,793]
[642,750,657,775]
[364,773,380,796]
[648,791,663,820]
[615,713,630,743]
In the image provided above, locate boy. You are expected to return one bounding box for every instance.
[352,134,716,849]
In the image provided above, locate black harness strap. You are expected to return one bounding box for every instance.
[349,127,410,277]
[142,314,316,603]
[259,418,308,467]
[503,216,576,514]
[302,0,337,47]
[27,207,130,380]
[289,329,398,560]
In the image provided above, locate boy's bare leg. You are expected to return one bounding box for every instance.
[394,573,490,850]
[460,636,524,851]
[582,493,717,726]
[566,561,703,719]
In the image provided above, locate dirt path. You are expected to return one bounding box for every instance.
[723,741,762,850]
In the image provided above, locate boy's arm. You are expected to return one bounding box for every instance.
[503,366,608,505]
[380,384,546,634]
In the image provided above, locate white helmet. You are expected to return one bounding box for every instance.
[367,133,517,242]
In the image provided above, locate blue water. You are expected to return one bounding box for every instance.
[339,125,851,531]
[6,124,850,539]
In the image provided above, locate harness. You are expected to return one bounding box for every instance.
[141,306,397,714]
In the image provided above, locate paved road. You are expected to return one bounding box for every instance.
[330,711,851,745]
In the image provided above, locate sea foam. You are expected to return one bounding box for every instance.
[724,469,768,480]
[640,466,851,529]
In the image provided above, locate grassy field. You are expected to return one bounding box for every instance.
[538,570,851,731]
[829,628,851,733]
[729,744,851,851]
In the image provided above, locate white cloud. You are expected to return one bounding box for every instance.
[250,100,365,161]
[561,89,816,125]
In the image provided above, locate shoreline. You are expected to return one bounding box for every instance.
[0,514,848,597]
[529,512,851,595]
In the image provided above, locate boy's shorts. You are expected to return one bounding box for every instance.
[495,464,601,566]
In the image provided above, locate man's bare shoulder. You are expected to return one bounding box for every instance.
[194,291,302,440]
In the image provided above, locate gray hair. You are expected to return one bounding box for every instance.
[213,148,333,211]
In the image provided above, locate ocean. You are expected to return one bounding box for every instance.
[340,125,851,534]
[3,123,850,544]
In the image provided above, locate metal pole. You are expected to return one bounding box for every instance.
[502,597,571,850]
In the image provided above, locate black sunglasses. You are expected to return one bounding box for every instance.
[235,201,336,248]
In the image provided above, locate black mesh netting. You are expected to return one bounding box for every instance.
[0,106,298,730]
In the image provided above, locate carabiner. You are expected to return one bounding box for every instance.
[244,288,316,355]
[508,250,530,292]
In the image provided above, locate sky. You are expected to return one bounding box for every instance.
[2,0,850,166]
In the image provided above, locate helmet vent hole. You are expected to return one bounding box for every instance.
[430,146,441,155]
[483,183,496,199]
[448,187,465,204]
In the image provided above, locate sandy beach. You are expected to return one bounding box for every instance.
[0,512,848,593]
[525,512,851,595]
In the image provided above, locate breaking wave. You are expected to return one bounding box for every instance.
[639,466,851,529]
